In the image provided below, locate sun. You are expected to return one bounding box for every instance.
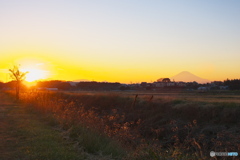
[15,57,52,82]
[24,68,48,82]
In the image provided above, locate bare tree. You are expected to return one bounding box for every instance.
[9,65,28,100]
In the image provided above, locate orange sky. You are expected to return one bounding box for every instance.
[1,1,240,83]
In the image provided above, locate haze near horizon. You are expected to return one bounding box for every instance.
[1,1,240,83]
[170,71,210,84]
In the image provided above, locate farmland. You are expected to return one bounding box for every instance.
[3,90,240,159]
[64,90,240,103]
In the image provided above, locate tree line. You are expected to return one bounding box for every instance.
[224,79,240,90]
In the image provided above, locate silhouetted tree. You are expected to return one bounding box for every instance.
[37,80,73,90]
[224,79,240,90]
[120,85,130,90]
[9,65,28,100]
[76,81,121,90]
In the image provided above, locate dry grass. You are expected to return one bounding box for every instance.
[8,90,240,159]
[0,92,86,160]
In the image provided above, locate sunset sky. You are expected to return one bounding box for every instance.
[1,0,240,83]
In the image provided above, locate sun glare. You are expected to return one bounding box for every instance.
[14,57,52,82]
[23,69,48,82]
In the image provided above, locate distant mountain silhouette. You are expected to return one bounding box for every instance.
[170,71,210,83]
[72,79,90,82]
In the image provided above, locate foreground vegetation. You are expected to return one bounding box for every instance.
[0,92,85,160]
[6,91,240,159]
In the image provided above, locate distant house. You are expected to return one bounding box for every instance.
[211,81,223,87]
[154,82,166,88]
[177,82,186,87]
[197,87,209,92]
[68,81,78,86]
[154,78,174,88]
[166,82,175,87]
[219,86,229,90]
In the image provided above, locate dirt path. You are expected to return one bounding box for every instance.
[0,93,23,160]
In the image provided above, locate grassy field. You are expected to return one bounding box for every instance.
[0,92,124,160]
[4,90,240,159]
[0,92,85,160]
[63,90,240,103]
